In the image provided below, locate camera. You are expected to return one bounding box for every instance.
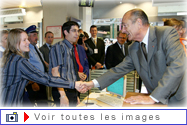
[6,112,18,122]
[78,34,84,45]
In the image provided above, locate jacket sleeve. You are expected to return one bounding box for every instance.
[105,46,113,69]
[20,59,75,89]
[97,54,135,89]
[99,39,105,65]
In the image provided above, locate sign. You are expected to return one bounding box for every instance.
[79,0,94,7]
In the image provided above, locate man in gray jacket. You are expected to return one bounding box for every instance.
[80,8,186,107]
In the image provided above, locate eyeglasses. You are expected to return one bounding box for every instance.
[119,37,126,39]
[70,29,79,33]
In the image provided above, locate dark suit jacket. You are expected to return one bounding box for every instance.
[105,42,128,69]
[39,43,50,63]
[76,44,89,77]
[84,38,105,68]
[96,26,186,106]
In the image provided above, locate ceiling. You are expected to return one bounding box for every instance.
[0,0,42,9]
[0,0,186,9]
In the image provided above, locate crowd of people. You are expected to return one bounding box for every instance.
[0,8,186,107]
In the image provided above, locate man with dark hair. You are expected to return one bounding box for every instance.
[49,21,81,107]
[105,31,128,69]
[81,9,186,107]
[85,25,105,69]
[39,31,54,64]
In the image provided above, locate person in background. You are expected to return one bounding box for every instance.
[84,25,105,69]
[77,29,93,56]
[0,28,83,107]
[24,25,48,106]
[74,37,89,80]
[39,31,54,64]
[0,30,8,58]
[80,8,186,107]
[83,31,89,41]
[180,20,187,39]
[105,31,128,69]
[163,18,187,57]
[180,20,187,57]
[49,21,83,107]
[163,18,183,38]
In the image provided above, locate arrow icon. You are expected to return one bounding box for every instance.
[24,112,29,122]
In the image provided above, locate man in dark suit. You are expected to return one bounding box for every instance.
[84,25,105,69]
[81,9,186,106]
[105,31,128,69]
[39,31,54,64]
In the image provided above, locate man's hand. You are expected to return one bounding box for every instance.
[75,81,94,93]
[95,62,102,69]
[59,95,69,107]
[75,81,88,93]
[124,95,156,104]
[31,83,40,91]
[81,41,88,51]
[78,72,87,81]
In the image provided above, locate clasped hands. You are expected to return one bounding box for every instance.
[75,81,94,93]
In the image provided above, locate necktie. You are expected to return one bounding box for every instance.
[72,47,80,81]
[49,45,51,49]
[34,46,48,72]
[141,42,147,60]
[121,45,125,55]
[73,45,83,72]
[94,39,97,46]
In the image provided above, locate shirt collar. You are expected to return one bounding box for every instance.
[0,46,5,51]
[29,44,35,49]
[46,43,50,47]
[117,42,123,48]
[63,39,73,50]
[91,37,97,40]
[141,27,149,45]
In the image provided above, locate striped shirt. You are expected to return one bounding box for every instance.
[0,53,75,107]
[49,39,77,82]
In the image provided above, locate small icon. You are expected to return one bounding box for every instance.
[6,112,18,122]
[24,112,29,122]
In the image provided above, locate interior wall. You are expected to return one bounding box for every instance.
[1,6,43,30]
[93,2,158,20]
[93,1,184,23]
[42,0,79,44]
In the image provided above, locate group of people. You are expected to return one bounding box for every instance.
[0,8,186,107]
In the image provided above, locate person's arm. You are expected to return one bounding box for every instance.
[83,47,89,78]
[20,59,77,88]
[99,40,105,66]
[85,43,93,56]
[105,46,113,69]
[52,66,69,107]
[84,40,97,66]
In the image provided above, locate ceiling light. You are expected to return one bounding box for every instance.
[120,2,122,4]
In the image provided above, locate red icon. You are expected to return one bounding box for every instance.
[24,112,29,122]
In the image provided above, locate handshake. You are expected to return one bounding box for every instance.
[75,81,95,93]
